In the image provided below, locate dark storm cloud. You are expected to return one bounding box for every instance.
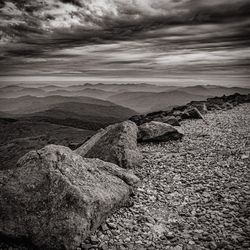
[0,0,250,83]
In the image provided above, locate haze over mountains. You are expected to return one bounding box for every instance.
[1,83,249,114]
[0,82,249,169]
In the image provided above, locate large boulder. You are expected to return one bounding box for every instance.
[0,145,139,250]
[138,121,183,142]
[75,121,142,169]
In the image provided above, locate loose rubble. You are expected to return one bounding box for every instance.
[83,104,250,250]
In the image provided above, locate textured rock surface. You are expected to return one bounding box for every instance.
[75,121,142,169]
[138,121,183,142]
[0,145,139,250]
[153,116,180,126]
[181,107,206,121]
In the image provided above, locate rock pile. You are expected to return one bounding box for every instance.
[130,93,250,126]
[0,145,139,250]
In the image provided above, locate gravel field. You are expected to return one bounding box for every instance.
[85,104,250,250]
[1,104,250,250]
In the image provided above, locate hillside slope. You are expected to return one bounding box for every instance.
[0,95,119,114]
[46,88,115,99]
[0,120,95,170]
[20,102,137,130]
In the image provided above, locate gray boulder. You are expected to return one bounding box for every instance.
[75,121,142,169]
[0,145,139,250]
[138,121,183,142]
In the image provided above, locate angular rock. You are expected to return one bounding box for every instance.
[181,107,206,121]
[0,145,139,250]
[162,116,180,126]
[75,121,142,169]
[153,116,180,126]
[222,102,234,110]
[137,121,183,142]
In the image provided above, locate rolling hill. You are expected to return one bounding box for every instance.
[19,101,137,130]
[0,95,121,114]
[46,88,115,99]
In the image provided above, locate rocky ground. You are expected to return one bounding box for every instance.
[1,104,250,250]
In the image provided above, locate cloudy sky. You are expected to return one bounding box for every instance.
[0,0,250,85]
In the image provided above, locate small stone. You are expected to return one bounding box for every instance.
[124,237,131,243]
[101,223,109,231]
[90,235,99,244]
[135,240,143,245]
[107,222,117,229]
[209,241,217,250]
[241,154,249,159]
[165,231,175,239]
[99,242,109,250]
[188,240,195,245]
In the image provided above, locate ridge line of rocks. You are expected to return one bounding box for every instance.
[129,93,250,126]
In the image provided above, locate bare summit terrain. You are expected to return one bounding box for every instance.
[81,103,250,250]
[1,103,249,250]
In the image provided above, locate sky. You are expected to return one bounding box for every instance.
[0,0,250,86]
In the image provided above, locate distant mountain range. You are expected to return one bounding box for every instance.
[1,82,249,169]
[108,90,211,113]
[0,83,249,129]
[180,85,249,97]
[0,83,177,98]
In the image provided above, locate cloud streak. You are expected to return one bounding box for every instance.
[0,0,250,85]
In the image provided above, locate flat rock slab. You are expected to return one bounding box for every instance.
[0,145,139,250]
[75,121,142,169]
